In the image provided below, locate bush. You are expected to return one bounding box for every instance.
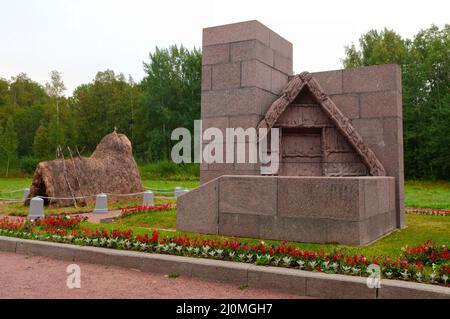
[19,156,41,174]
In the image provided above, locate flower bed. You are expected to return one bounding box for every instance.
[0,216,448,287]
[406,207,450,216]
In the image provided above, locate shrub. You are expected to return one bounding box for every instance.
[19,156,41,174]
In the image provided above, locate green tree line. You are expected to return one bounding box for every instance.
[0,24,449,180]
[0,45,201,176]
[343,24,450,179]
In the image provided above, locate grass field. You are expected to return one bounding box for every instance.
[0,178,195,216]
[81,214,449,258]
[2,178,449,208]
[1,177,449,258]
[404,180,450,209]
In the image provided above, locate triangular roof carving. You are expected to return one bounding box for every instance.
[257,72,386,176]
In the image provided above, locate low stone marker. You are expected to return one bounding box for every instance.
[22,188,30,203]
[93,193,108,214]
[28,197,44,219]
[143,191,154,206]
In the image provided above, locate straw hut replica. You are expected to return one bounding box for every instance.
[27,131,144,207]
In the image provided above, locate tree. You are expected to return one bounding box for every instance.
[0,117,19,176]
[45,70,66,148]
[71,70,138,152]
[135,45,201,161]
[32,124,51,159]
[343,24,450,179]
[343,28,408,68]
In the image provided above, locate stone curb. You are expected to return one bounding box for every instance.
[1,236,449,299]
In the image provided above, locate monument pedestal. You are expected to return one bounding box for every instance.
[177,175,396,245]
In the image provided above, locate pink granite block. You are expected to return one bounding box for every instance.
[202,44,230,65]
[230,40,274,66]
[241,60,272,91]
[360,90,402,118]
[201,65,212,91]
[343,64,401,93]
[203,20,270,47]
[312,70,343,95]
[212,62,241,90]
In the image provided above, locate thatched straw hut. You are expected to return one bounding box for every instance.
[27,132,144,207]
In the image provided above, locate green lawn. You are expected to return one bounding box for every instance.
[404,180,450,209]
[142,180,199,191]
[82,214,449,258]
[1,177,449,258]
[0,177,187,216]
[0,178,31,199]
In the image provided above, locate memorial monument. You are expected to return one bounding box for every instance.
[177,20,404,245]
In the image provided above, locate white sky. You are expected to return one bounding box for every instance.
[0,0,448,95]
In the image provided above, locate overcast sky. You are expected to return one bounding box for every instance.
[1,0,448,95]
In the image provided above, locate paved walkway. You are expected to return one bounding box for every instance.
[0,251,306,299]
[78,210,122,223]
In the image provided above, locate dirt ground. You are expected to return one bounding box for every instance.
[0,251,307,299]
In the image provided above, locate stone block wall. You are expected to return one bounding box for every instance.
[177,175,397,245]
[200,21,403,228]
[311,65,404,228]
[201,20,293,184]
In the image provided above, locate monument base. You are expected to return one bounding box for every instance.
[177,175,397,245]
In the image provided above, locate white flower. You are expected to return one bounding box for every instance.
[352,267,361,275]
[194,247,200,255]
[342,265,351,273]
[331,262,339,271]
[209,250,216,257]
[385,271,393,278]
[322,261,330,270]
[429,272,437,283]
[297,260,305,269]
[265,254,273,262]
[416,272,423,282]
[273,258,281,266]
[246,254,254,262]
[442,274,448,285]
[175,245,183,253]
[309,260,318,269]
[169,243,176,249]
[186,246,193,253]
[238,253,246,261]
[216,249,224,257]
[229,251,235,258]
[282,256,292,266]
[202,245,210,252]
[400,270,409,279]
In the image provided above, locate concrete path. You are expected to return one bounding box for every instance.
[78,210,122,223]
[0,251,306,299]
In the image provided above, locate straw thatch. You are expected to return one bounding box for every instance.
[27,132,144,207]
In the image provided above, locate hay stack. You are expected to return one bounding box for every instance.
[27,132,144,207]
